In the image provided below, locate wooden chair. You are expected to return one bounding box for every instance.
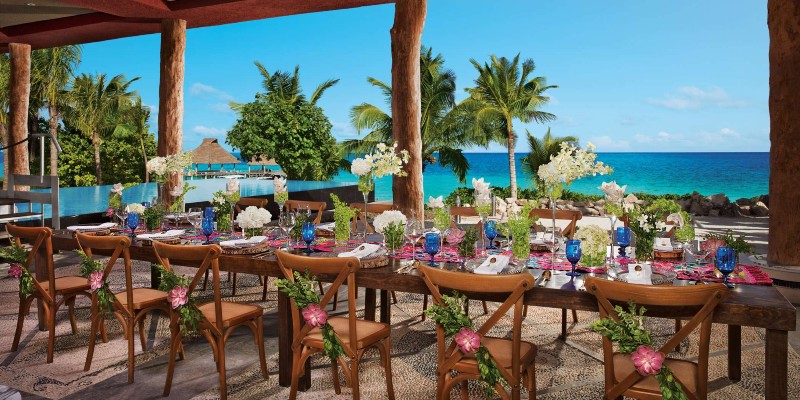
[349,202,397,233]
[77,233,173,383]
[285,199,326,224]
[584,277,728,400]
[7,224,92,364]
[276,251,395,400]
[153,242,268,400]
[231,196,269,300]
[527,208,582,337]
[418,262,538,400]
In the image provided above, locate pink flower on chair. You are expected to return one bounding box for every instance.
[88,270,104,292]
[302,304,328,328]
[168,286,189,309]
[446,229,466,245]
[630,345,665,376]
[8,263,23,279]
[455,328,481,354]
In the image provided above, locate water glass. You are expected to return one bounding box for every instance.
[424,231,440,267]
[565,239,582,277]
[127,212,139,238]
[484,220,498,250]
[201,217,215,244]
[279,212,295,243]
[302,222,316,254]
[115,205,128,228]
[716,246,736,288]
[615,227,631,258]
[405,218,423,260]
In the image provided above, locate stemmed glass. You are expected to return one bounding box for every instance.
[404,216,424,260]
[616,227,631,258]
[279,212,296,245]
[424,231,440,267]
[127,212,140,238]
[201,217,215,244]
[484,220,498,250]
[115,205,128,229]
[302,221,316,254]
[565,239,582,277]
[716,246,736,288]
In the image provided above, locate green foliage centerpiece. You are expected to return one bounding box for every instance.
[627,206,666,262]
[168,181,196,214]
[428,196,450,233]
[350,142,410,240]
[1,240,34,299]
[157,264,204,335]
[275,271,344,360]
[211,178,241,232]
[590,302,688,399]
[142,203,166,231]
[505,204,535,262]
[574,224,609,268]
[77,250,115,314]
[373,210,407,255]
[330,193,357,244]
[424,292,505,397]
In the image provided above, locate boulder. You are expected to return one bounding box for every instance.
[539,198,550,207]
[735,198,752,206]
[494,198,507,216]
[574,201,587,207]
[624,194,639,204]
[720,203,738,217]
[677,199,691,211]
[757,194,769,207]
[737,205,751,216]
[688,191,713,216]
[751,201,769,217]
[708,193,730,208]
[578,206,600,216]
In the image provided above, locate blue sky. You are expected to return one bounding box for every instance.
[75,0,769,153]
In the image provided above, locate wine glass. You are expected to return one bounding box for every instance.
[405,217,424,260]
[484,220,498,250]
[204,206,215,220]
[115,205,128,229]
[127,212,140,238]
[201,216,215,244]
[424,231,440,267]
[716,246,736,288]
[302,221,316,254]
[565,239,582,277]
[616,227,631,258]
[280,212,296,243]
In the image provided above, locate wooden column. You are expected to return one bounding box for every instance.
[768,0,800,266]
[8,43,31,190]
[390,0,426,218]
[158,19,186,204]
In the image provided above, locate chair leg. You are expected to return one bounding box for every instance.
[255,317,269,380]
[163,332,182,397]
[528,365,537,400]
[84,307,99,371]
[289,350,303,400]
[460,380,469,399]
[481,300,489,315]
[217,336,227,400]
[523,304,528,317]
[127,317,135,383]
[12,297,32,352]
[674,319,682,352]
[571,309,578,323]
[67,296,78,334]
[561,309,568,339]
[231,273,238,296]
[391,291,397,304]
[261,276,269,302]
[46,303,55,363]
[350,357,361,400]
[202,269,210,290]
[331,358,342,395]
[422,295,428,321]
[138,316,147,351]
[379,339,395,400]
[100,316,109,343]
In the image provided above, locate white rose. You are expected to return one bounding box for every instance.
[427,195,444,209]
[111,183,124,195]
[350,158,372,176]
[226,178,240,196]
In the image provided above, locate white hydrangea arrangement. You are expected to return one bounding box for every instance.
[373,210,407,253]
[628,206,667,261]
[147,151,194,183]
[599,181,626,217]
[274,177,288,205]
[351,142,410,194]
[126,203,145,214]
[472,178,492,217]
[537,142,612,199]
[236,206,273,229]
[574,224,609,267]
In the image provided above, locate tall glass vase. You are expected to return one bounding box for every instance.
[361,191,369,241]
[608,214,618,267]
[357,174,374,243]
[550,196,558,268]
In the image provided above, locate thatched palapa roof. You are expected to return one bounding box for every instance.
[191,138,240,165]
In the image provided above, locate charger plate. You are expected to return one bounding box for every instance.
[607,265,677,285]
[463,257,527,275]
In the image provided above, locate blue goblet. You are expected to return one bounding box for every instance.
[302,222,316,254]
[201,217,215,244]
[204,206,215,220]
[716,246,736,288]
[565,239,582,277]
[127,212,140,238]
[616,227,631,258]
[484,220,498,250]
[424,231,441,267]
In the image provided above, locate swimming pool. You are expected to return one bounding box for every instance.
[19,178,356,218]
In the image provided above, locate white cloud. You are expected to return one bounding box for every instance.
[331,121,359,140]
[210,103,235,114]
[589,135,630,150]
[544,95,559,106]
[191,125,226,137]
[555,116,577,127]
[189,83,234,101]
[647,86,748,110]
[633,134,653,144]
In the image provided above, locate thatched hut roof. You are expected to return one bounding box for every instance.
[191,138,240,165]
[248,155,278,166]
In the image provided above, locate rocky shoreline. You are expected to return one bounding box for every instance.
[497,192,769,218]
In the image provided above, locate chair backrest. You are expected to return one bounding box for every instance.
[235,197,268,214]
[349,202,397,233]
[5,224,55,301]
[449,206,482,230]
[151,242,224,335]
[285,200,326,224]
[528,208,582,238]
[75,233,133,315]
[584,277,728,399]
[275,251,361,357]
[418,263,535,389]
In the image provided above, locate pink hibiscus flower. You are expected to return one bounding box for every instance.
[454,327,481,354]
[168,286,189,309]
[302,304,328,328]
[88,270,104,292]
[446,229,466,245]
[8,263,23,279]
[105,207,114,217]
[701,238,725,256]
[630,345,665,376]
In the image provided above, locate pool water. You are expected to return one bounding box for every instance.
[18,178,355,218]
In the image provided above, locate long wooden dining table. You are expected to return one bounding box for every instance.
[46,233,796,399]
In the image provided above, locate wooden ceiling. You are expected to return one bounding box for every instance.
[0,0,393,51]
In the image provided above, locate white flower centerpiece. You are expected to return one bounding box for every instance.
[574,224,609,268]
[235,206,272,238]
[373,210,407,255]
[126,203,145,214]
[350,142,410,240]
[599,181,626,264]
[472,178,493,252]
[146,151,194,207]
[537,142,612,264]
[211,178,241,232]
[274,177,288,212]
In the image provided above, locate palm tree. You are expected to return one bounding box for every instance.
[31,45,81,176]
[521,128,578,191]
[344,47,475,182]
[463,54,557,199]
[0,54,9,188]
[229,61,339,111]
[64,73,138,185]
[114,96,153,182]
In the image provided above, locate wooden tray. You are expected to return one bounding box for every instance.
[221,242,272,255]
[654,249,683,260]
[316,228,335,238]
[70,228,111,238]
[138,236,182,246]
[360,255,389,269]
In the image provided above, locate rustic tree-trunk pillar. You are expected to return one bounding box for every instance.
[49,106,58,176]
[158,19,186,207]
[8,43,31,190]
[390,0,426,218]
[768,0,800,267]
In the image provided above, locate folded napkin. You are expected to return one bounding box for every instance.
[136,230,186,240]
[474,255,510,275]
[165,211,202,220]
[67,222,117,231]
[626,263,652,285]
[338,243,381,259]
[654,237,673,251]
[219,236,268,248]
[317,222,336,232]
